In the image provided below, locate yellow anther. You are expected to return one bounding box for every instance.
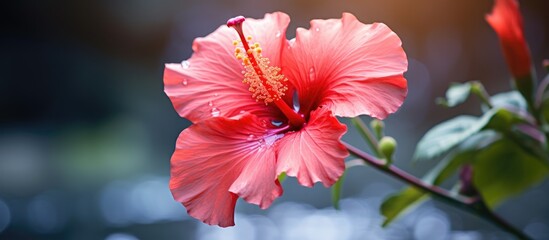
[229,31,288,105]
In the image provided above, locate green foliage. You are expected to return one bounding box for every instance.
[411,129,546,210]
[428,131,501,184]
[473,139,549,208]
[381,131,500,226]
[436,82,473,107]
[413,115,480,161]
[487,91,527,111]
[331,173,345,210]
[508,124,549,164]
[380,187,426,227]
[389,87,548,226]
[381,75,549,228]
[414,107,532,161]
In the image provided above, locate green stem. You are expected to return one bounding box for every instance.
[343,141,532,240]
[471,81,493,108]
[351,117,382,157]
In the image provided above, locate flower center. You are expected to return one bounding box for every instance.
[227,16,305,128]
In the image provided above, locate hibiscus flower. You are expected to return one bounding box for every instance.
[164,12,408,227]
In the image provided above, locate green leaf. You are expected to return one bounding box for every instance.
[473,139,549,208]
[380,186,427,227]
[484,108,532,132]
[413,116,480,161]
[485,91,527,111]
[508,124,549,166]
[437,82,472,107]
[414,107,532,161]
[331,173,345,210]
[429,131,501,185]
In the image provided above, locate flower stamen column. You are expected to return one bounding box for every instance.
[227,16,305,127]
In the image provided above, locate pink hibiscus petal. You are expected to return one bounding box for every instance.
[164,12,291,123]
[282,12,408,119]
[276,107,349,187]
[170,114,282,227]
[229,133,284,209]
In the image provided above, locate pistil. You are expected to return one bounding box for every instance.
[227,16,305,127]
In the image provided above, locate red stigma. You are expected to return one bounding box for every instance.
[227,16,246,27]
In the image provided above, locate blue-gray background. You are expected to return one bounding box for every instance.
[1,0,549,239]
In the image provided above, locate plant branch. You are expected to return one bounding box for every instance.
[343,141,532,240]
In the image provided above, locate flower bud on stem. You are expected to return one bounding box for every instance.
[378,136,397,167]
[370,119,385,140]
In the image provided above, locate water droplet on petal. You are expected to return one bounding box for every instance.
[271,120,284,127]
[257,139,265,147]
[309,67,316,81]
[214,93,219,97]
[181,79,188,86]
[208,101,213,107]
[211,108,220,117]
[315,27,320,32]
[240,110,246,114]
[247,134,255,141]
[181,60,190,69]
[275,30,281,38]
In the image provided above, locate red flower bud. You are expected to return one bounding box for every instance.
[486,0,532,78]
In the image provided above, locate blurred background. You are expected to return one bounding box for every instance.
[1,0,549,239]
